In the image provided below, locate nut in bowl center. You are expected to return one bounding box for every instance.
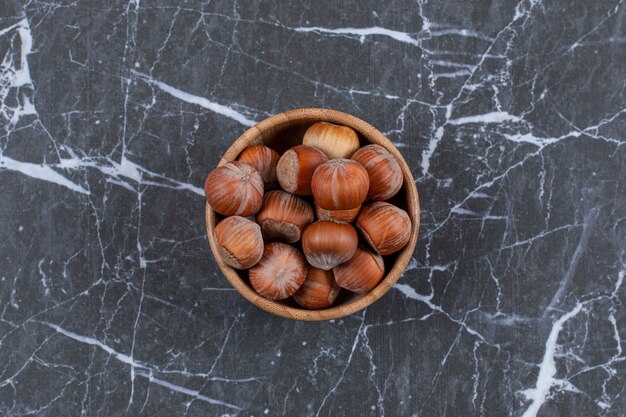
[205,108,420,321]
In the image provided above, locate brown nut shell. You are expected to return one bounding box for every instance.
[214,216,264,269]
[302,122,360,159]
[204,161,264,216]
[314,202,361,223]
[256,190,314,243]
[357,202,411,255]
[333,246,385,294]
[311,159,369,210]
[276,145,328,195]
[237,145,280,189]
[301,220,358,270]
[351,144,403,201]
[292,268,341,309]
[249,242,308,300]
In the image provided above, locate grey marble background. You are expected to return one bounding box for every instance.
[1,0,625,416]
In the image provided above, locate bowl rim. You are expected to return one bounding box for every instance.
[205,107,420,321]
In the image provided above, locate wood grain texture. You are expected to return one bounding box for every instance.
[206,108,420,321]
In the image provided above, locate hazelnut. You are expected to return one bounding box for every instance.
[214,216,263,269]
[333,246,385,294]
[314,202,361,223]
[301,220,358,270]
[302,122,360,159]
[357,202,411,255]
[311,159,369,210]
[351,144,403,201]
[237,145,281,189]
[249,242,308,300]
[293,268,341,309]
[204,161,264,216]
[256,190,314,243]
[276,145,328,195]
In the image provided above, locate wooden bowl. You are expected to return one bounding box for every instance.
[205,108,420,321]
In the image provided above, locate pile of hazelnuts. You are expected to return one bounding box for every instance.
[205,122,411,309]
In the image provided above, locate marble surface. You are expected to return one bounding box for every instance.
[1,0,625,416]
